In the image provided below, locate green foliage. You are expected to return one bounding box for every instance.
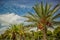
[53,26,60,40]
[0,28,60,40]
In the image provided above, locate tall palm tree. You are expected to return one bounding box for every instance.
[23,2,60,40]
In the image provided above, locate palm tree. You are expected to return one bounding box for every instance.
[23,2,60,40]
[1,24,28,40]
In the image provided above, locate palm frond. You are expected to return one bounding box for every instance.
[28,12,40,20]
[23,15,38,22]
[49,4,60,16]
[52,13,60,20]
[24,22,37,28]
[23,12,40,22]
[52,21,60,26]
[45,3,52,16]
[33,4,43,18]
[41,2,44,16]
[45,3,50,13]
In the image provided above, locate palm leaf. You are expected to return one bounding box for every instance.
[23,15,38,22]
[23,12,40,22]
[41,2,44,16]
[52,21,60,26]
[28,12,40,21]
[49,4,60,16]
[52,4,60,13]
[52,13,60,20]
[33,4,42,18]
[45,3,52,15]
[24,22,37,28]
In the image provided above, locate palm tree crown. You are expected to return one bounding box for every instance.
[24,2,60,30]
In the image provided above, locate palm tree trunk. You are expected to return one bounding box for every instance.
[41,26,47,40]
[20,35,23,40]
[12,32,16,40]
[37,27,39,40]
[23,35,25,40]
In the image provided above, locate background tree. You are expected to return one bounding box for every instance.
[53,26,60,40]
[0,24,28,40]
[47,30,53,40]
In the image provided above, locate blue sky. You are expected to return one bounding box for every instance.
[0,0,60,15]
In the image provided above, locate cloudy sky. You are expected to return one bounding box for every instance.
[0,0,60,34]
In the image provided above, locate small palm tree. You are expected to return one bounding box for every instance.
[1,24,28,40]
[23,2,60,40]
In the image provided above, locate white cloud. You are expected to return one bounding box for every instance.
[0,13,27,24]
[0,13,28,34]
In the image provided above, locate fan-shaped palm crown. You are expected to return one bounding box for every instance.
[24,2,60,30]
